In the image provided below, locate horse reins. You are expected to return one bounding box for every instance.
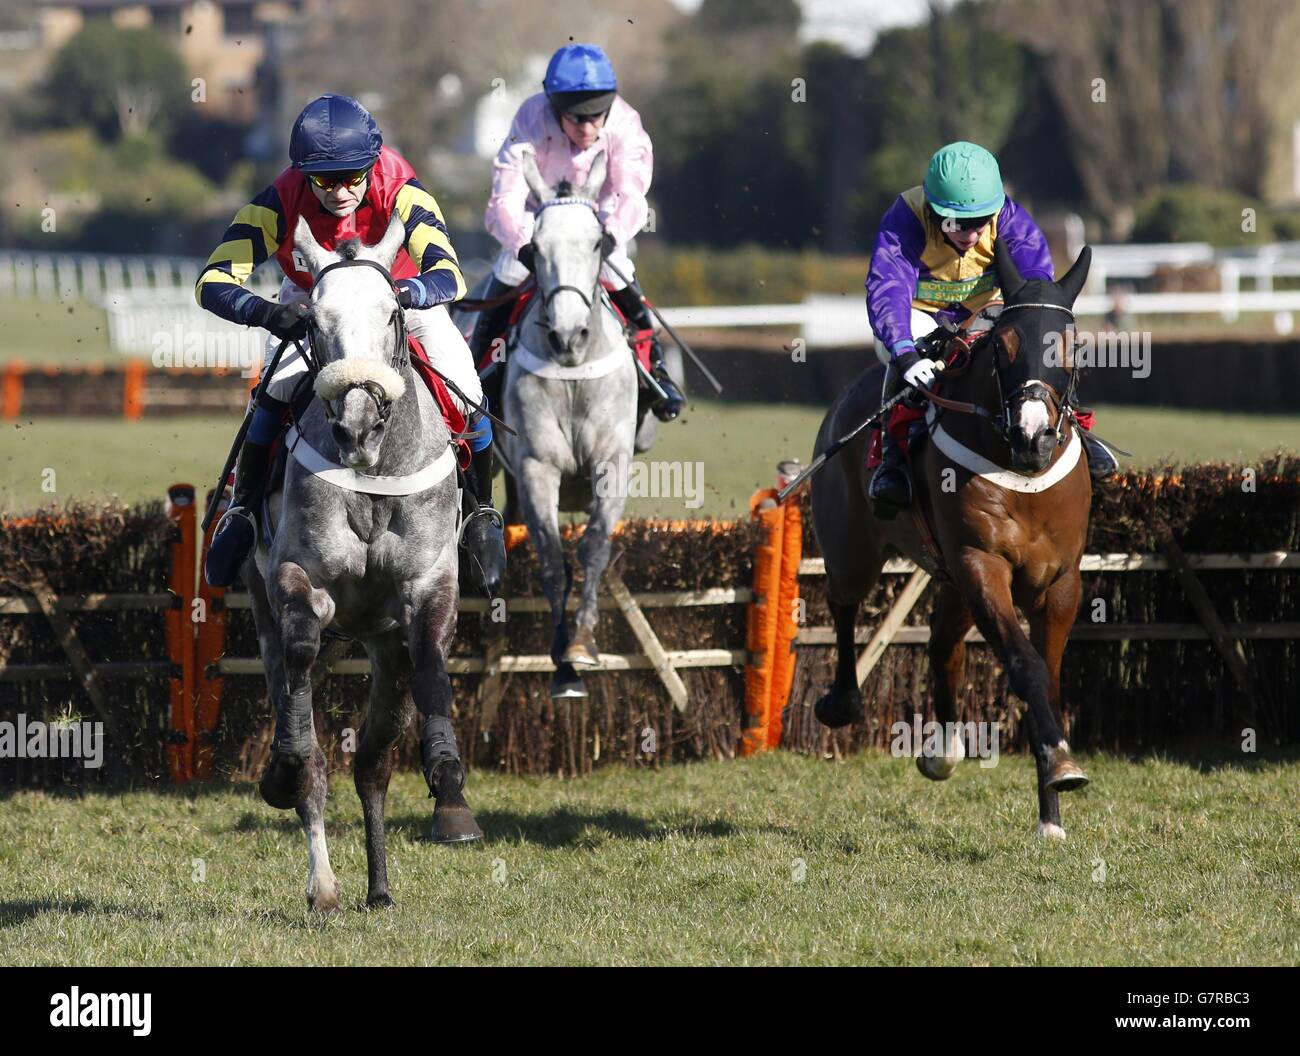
[527,195,606,339]
[302,256,516,439]
[306,257,409,424]
[918,300,1079,445]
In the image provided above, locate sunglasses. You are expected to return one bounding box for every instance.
[560,110,608,127]
[307,167,372,191]
[949,214,994,232]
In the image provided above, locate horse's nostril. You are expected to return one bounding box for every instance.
[331,422,351,448]
[580,328,589,340]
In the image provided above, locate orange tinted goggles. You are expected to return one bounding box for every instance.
[307,166,372,191]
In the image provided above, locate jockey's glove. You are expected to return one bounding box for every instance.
[254,300,312,341]
[395,278,428,309]
[902,358,939,389]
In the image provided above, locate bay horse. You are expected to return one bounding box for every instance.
[244,213,482,913]
[811,240,1094,838]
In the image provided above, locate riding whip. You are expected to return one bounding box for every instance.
[775,361,946,505]
[600,257,724,395]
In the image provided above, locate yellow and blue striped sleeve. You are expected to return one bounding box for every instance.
[394,178,466,305]
[195,185,285,324]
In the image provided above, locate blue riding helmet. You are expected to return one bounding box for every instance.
[289,94,383,174]
[544,43,617,115]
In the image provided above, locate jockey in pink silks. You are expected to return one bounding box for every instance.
[470,42,685,422]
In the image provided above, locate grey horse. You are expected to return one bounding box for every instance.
[244,213,482,913]
[492,152,640,698]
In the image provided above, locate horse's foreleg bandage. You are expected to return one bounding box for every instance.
[273,685,315,759]
[314,358,407,402]
[419,714,462,795]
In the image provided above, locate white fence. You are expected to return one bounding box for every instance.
[0,250,280,302]
[8,243,1300,352]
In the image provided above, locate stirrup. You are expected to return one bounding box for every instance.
[214,504,258,545]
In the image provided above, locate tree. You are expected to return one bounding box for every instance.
[1000,0,1299,237]
[42,22,190,142]
[648,1,825,248]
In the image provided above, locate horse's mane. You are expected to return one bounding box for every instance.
[336,239,362,261]
[555,179,575,197]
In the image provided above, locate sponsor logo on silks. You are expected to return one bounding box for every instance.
[914,270,997,304]
[49,988,151,1036]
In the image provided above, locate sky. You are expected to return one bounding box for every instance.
[668,0,937,56]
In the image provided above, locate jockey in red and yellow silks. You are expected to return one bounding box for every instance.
[865,141,1118,513]
[198,94,505,593]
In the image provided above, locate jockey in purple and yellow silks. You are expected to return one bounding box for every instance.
[865,141,1117,512]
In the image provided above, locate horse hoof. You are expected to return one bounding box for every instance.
[366,891,396,910]
[260,752,311,810]
[1046,768,1090,793]
[431,805,484,844]
[562,630,600,667]
[1035,821,1067,841]
[916,727,966,781]
[551,664,588,699]
[814,688,863,729]
[308,887,342,914]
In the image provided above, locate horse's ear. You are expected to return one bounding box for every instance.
[367,212,406,271]
[1057,245,1092,306]
[993,237,1026,301]
[582,150,608,200]
[521,150,553,205]
[294,214,334,276]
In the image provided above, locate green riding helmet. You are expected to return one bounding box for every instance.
[923,141,1006,218]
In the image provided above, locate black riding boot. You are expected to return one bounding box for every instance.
[869,427,912,517]
[1080,430,1119,479]
[610,284,685,421]
[459,442,506,598]
[205,437,274,587]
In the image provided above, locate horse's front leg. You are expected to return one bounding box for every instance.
[355,629,412,906]
[916,584,974,781]
[408,559,482,844]
[517,454,582,697]
[263,561,339,911]
[956,553,1087,838]
[564,462,628,667]
[1026,570,1087,839]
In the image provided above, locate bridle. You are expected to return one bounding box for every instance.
[528,195,605,342]
[921,300,1080,447]
[305,256,408,424]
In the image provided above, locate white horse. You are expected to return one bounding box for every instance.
[244,214,482,913]
[496,152,640,698]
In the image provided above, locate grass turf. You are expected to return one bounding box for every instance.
[0,751,1295,966]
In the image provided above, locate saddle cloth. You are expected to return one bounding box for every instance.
[474,281,653,377]
[407,334,471,470]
